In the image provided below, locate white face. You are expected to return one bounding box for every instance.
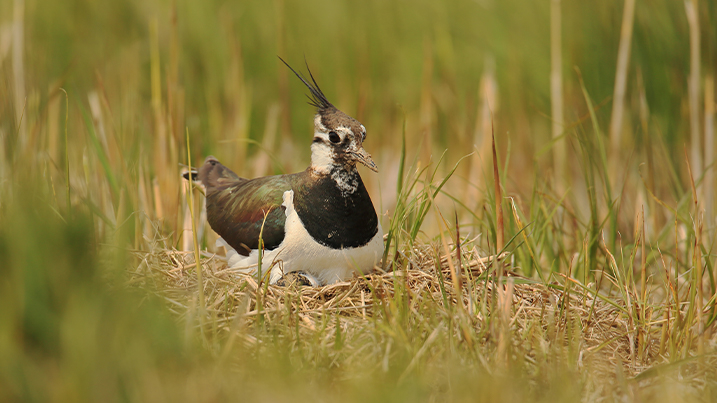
[310,114,358,174]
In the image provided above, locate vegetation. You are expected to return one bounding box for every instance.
[1,0,716,401]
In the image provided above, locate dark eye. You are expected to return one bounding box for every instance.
[362,132,366,141]
[329,131,341,143]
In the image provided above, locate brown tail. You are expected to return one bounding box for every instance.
[197,156,244,192]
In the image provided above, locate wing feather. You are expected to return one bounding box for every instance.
[199,157,305,256]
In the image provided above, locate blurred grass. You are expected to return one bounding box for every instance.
[1,0,717,401]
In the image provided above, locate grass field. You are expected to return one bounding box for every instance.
[1,0,717,401]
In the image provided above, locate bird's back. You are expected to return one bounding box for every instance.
[198,156,306,256]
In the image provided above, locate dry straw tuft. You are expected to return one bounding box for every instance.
[128,236,705,383]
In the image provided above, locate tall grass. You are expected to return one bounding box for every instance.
[1,0,716,401]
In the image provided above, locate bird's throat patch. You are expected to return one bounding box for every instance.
[330,167,360,196]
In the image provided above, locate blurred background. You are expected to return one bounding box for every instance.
[1,0,715,244]
[1,0,716,400]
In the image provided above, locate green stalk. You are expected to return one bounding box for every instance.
[60,88,70,218]
[185,129,205,323]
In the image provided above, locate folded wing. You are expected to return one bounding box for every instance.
[198,156,301,256]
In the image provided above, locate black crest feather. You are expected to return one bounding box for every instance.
[278,56,334,110]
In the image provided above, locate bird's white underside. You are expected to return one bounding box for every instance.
[217,189,384,286]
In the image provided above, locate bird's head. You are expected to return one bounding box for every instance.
[279,57,378,175]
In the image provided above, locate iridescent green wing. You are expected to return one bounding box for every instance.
[199,157,306,256]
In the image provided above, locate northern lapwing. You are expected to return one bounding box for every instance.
[189,59,383,286]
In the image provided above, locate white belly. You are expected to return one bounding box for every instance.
[218,190,384,286]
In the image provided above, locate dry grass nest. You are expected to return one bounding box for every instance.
[130,239,717,387]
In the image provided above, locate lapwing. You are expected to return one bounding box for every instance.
[189,59,383,286]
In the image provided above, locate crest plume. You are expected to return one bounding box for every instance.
[278,56,334,110]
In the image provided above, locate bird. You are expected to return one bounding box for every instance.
[188,58,383,287]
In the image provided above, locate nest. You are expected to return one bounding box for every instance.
[128,239,716,395]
